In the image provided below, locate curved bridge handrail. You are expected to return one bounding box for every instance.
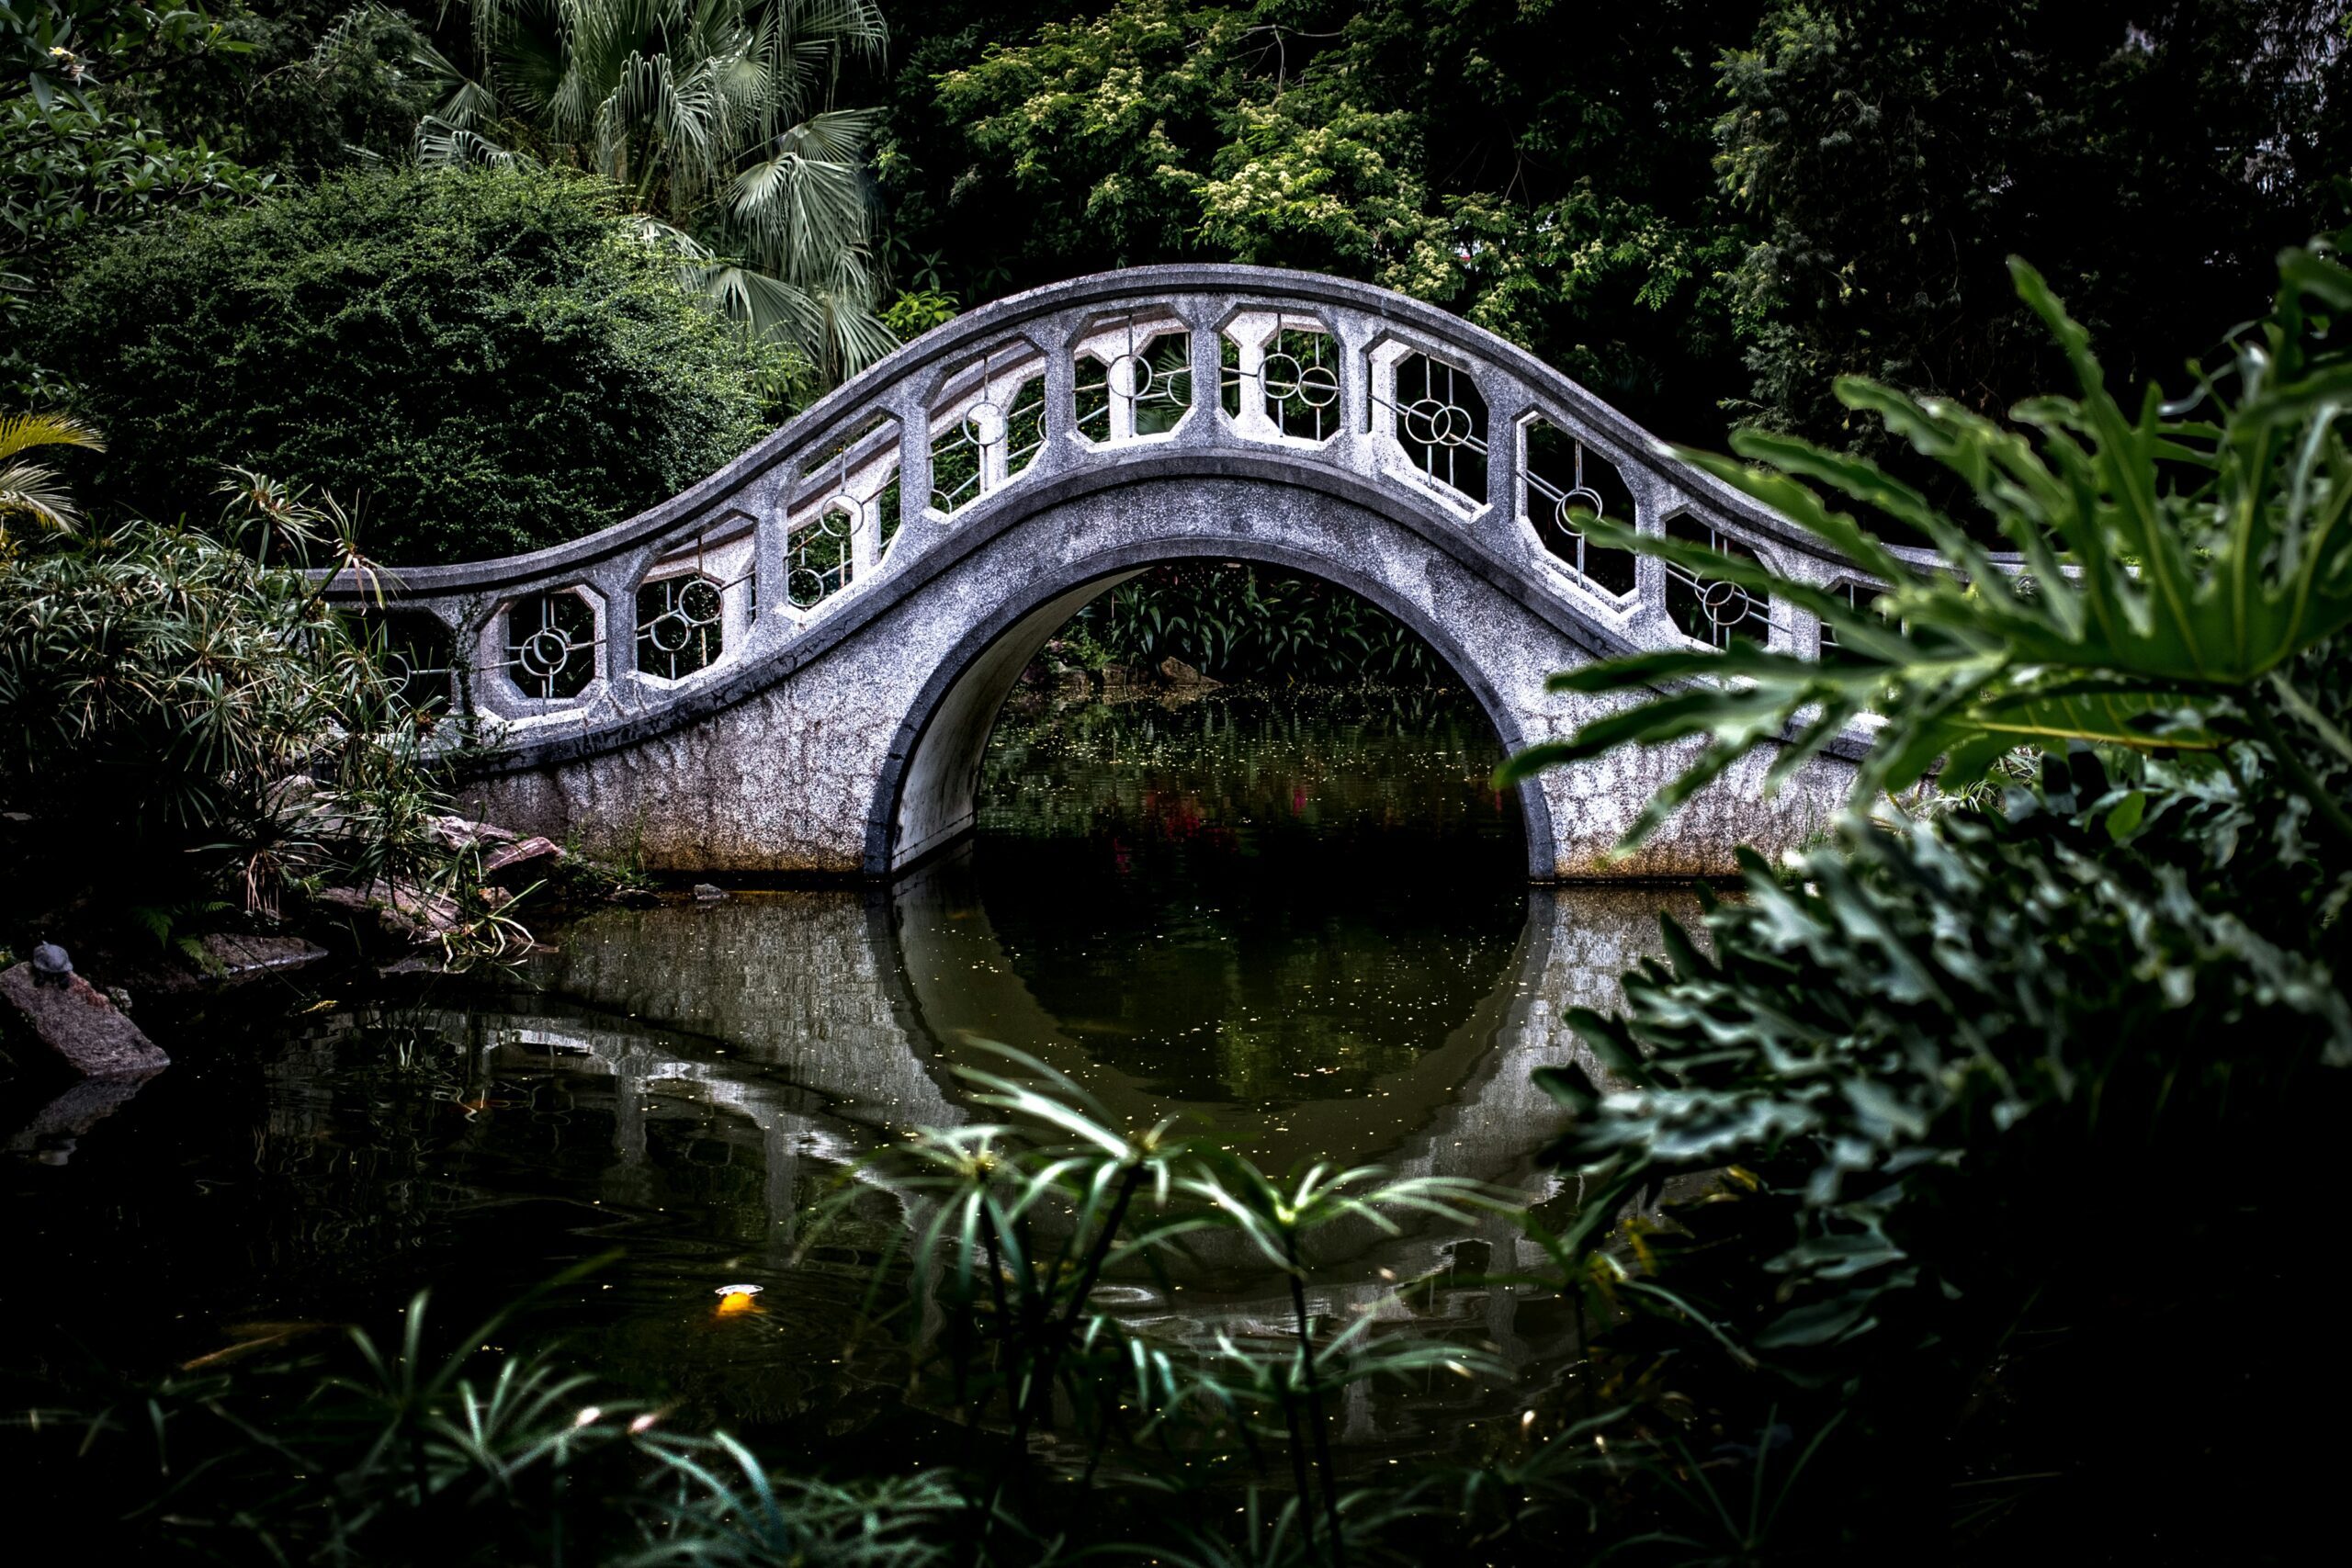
[319,264,1961,761]
[329,265,1903,594]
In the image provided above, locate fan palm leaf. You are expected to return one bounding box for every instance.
[428,0,894,382]
[0,411,104,544]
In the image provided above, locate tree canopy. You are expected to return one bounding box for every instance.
[876,0,2352,451]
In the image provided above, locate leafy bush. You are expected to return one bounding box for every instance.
[37,167,794,562]
[0,478,508,953]
[1498,237,2352,1551]
[0,95,265,265]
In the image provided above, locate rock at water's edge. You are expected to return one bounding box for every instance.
[1157,656,1221,689]
[481,834,565,885]
[195,932,329,984]
[0,962,170,1078]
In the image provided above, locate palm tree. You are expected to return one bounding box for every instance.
[417,0,896,385]
[0,411,103,552]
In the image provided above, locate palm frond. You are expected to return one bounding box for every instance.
[438,0,891,393]
[0,410,104,461]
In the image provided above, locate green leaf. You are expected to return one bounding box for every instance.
[1501,244,2352,843]
[2103,789,2146,840]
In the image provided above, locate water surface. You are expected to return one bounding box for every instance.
[1,687,1692,1456]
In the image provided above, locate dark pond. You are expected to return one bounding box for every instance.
[0,686,1692,1464]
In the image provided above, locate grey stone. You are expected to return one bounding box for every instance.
[427,812,520,850]
[317,265,2002,878]
[692,883,729,901]
[318,880,465,940]
[481,834,565,883]
[1157,656,1217,689]
[193,932,330,984]
[0,962,169,1079]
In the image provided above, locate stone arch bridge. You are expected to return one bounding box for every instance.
[324,265,1892,878]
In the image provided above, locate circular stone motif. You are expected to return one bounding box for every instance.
[517,626,576,679]
[1106,353,1151,400]
[965,401,1008,446]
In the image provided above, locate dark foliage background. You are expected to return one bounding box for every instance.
[17,1,2348,560]
[1076,562,1446,685]
[37,167,792,561]
[871,0,2352,458]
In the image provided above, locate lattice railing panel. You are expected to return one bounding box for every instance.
[1664,513,1770,649]
[1522,418,1637,599]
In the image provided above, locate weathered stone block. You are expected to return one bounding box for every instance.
[0,962,170,1079]
[193,932,330,984]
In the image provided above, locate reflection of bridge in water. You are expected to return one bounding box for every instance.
[422,874,1691,1439]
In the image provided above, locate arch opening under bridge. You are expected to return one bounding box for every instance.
[325,265,1884,877]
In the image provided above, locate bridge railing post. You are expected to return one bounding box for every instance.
[1041,319,1080,469]
[1477,376,1527,533]
[594,553,648,704]
[1182,301,1223,449]
[1327,307,1374,476]
[1628,472,1677,647]
[894,387,933,528]
[752,466,794,651]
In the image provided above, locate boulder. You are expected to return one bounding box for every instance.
[194,932,329,984]
[1,962,170,1079]
[426,812,519,851]
[1157,656,1221,689]
[481,834,565,884]
[318,879,466,941]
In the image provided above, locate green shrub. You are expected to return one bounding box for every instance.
[39,167,795,563]
[1499,235,2352,1551]
[0,479,513,955]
